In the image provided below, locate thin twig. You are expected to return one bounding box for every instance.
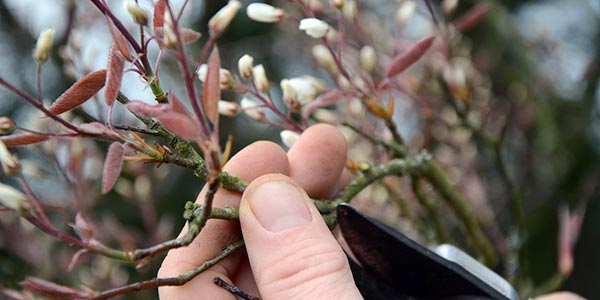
[85,240,245,300]
[214,277,261,300]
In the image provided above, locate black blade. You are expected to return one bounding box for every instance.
[337,203,506,300]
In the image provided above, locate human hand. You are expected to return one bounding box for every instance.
[158,124,364,300]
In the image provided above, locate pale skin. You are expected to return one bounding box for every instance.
[158,124,584,300]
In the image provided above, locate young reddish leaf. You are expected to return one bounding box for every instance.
[179,27,202,44]
[155,112,202,140]
[105,43,124,107]
[168,93,197,123]
[49,69,107,115]
[0,133,49,147]
[106,19,131,60]
[454,3,491,32]
[125,100,171,118]
[202,47,221,124]
[77,122,114,135]
[301,89,343,120]
[20,276,91,299]
[153,0,167,30]
[386,36,435,78]
[71,213,94,241]
[101,142,124,194]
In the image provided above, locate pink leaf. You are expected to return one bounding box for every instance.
[155,112,202,140]
[77,122,114,135]
[49,70,107,115]
[180,28,202,44]
[71,213,94,241]
[101,142,124,194]
[20,277,90,299]
[301,89,343,120]
[153,0,166,30]
[454,3,491,32]
[0,133,49,147]
[105,43,124,107]
[202,46,221,125]
[558,203,587,276]
[386,36,435,78]
[169,93,192,117]
[106,19,131,60]
[125,100,172,118]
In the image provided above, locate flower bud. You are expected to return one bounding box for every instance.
[343,0,357,19]
[33,27,54,64]
[330,0,345,9]
[0,183,30,213]
[198,64,234,89]
[247,3,285,23]
[442,0,459,15]
[280,79,298,109]
[209,0,242,37]
[281,76,325,105]
[395,1,416,28]
[124,0,149,26]
[280,130,300,148]
[0,141,21,176]
[240,97,265,121]
[0,117,16,135]
[218,100,241,117]
[337,75,352,92]
[313,108,339,123]
[163,11,177,48]
[252,64,270,92]
[312,45,337,74]
[299,18,330,39]
[238,54,254,79]
[359,45,376,73]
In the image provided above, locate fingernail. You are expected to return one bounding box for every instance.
[249,180,312,232]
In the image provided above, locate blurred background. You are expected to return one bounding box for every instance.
[0,0,598,299]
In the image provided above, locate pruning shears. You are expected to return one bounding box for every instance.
[336,203,519,300]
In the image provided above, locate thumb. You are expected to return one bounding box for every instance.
[239,174,363,300]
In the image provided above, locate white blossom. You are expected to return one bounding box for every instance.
[359,45,376,73]
[218,100,241,117]
[280,76,325,105]
[0,141,20,175]
[33,27,54,64]
[246,3,285,23]
[395,1,416,28]
[241,97,265,121]
[197,64,234,89]
[238,54,254,79]
[124,0,149,25]
[299,18,330,38]
[280,130,301,148]
[252,64,270,92]
[209,0,242,36]
[0,183,30,212]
